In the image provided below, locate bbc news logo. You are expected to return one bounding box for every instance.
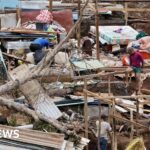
[0,129,19,138]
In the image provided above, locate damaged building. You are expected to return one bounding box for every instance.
[0,0,149,150]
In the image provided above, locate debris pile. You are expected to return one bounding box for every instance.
[0,0,149,149]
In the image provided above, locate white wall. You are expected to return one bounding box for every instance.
[0,13,17,28]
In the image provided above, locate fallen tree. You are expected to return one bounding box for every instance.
[0,0,90,142]
[0,0,89,96]
[0,96,79,137]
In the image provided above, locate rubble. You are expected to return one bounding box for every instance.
[0,0,149,150]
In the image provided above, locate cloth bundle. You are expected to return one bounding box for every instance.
[36,10,53,23]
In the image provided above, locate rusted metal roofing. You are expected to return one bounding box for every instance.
[0,125,65,149]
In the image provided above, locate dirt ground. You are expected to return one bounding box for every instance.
[129,2,150,34]
[88,134,150,150]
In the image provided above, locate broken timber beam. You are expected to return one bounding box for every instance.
[111,114,149,129]
[73,70,131,80]
[2,52,30,63]
[84,89,150,101]
[0,96,78,138]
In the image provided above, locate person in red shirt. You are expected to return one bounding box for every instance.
[127,47,144,94]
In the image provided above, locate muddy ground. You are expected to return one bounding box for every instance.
[126,2,150,34]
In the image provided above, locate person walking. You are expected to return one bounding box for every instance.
[127,47,144,94]
[96,115,112,150]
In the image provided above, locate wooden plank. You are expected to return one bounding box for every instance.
[111,114,148,129]
[77,0,81,50]
[73,70,131,80]
[2,28,57,35]
[125,2,128,25]
[84,89,150,99]
[130,110,133,140]
[49,0,53,12]
[95,0,100,60]
[84,79,88,150]
[2,52,29,63]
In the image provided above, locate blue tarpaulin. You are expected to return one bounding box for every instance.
[0,0,19,9]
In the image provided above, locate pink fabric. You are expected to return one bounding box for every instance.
[36,10,53,23]
[21,10,73,32]
[127,36,150,51]
[138,36,150,50]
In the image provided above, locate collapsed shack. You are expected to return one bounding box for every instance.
[0,0,149,150]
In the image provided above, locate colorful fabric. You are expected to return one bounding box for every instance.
[132,67,141,73]
[90,26,138,45]
[138,36,150,50]
[136,31,148,40]
[129,52,144,68]
[36,10,53,23]
[33,38,49,49]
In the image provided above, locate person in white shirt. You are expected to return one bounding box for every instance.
[96,115,112,150]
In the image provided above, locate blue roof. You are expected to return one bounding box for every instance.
[0,0,19,9]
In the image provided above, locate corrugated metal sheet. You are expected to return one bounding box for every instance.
[10,64,62,119]
[71,59,104,71]
[0,145,29,150]
[0,139,47,150]
[34,97,62,119]
[0,125,65,149]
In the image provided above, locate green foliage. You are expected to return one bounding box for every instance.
[8,116,16,126]
[33,121,58,133]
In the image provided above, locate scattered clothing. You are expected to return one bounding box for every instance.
[138,36,150,51]
[136,31,148,40]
